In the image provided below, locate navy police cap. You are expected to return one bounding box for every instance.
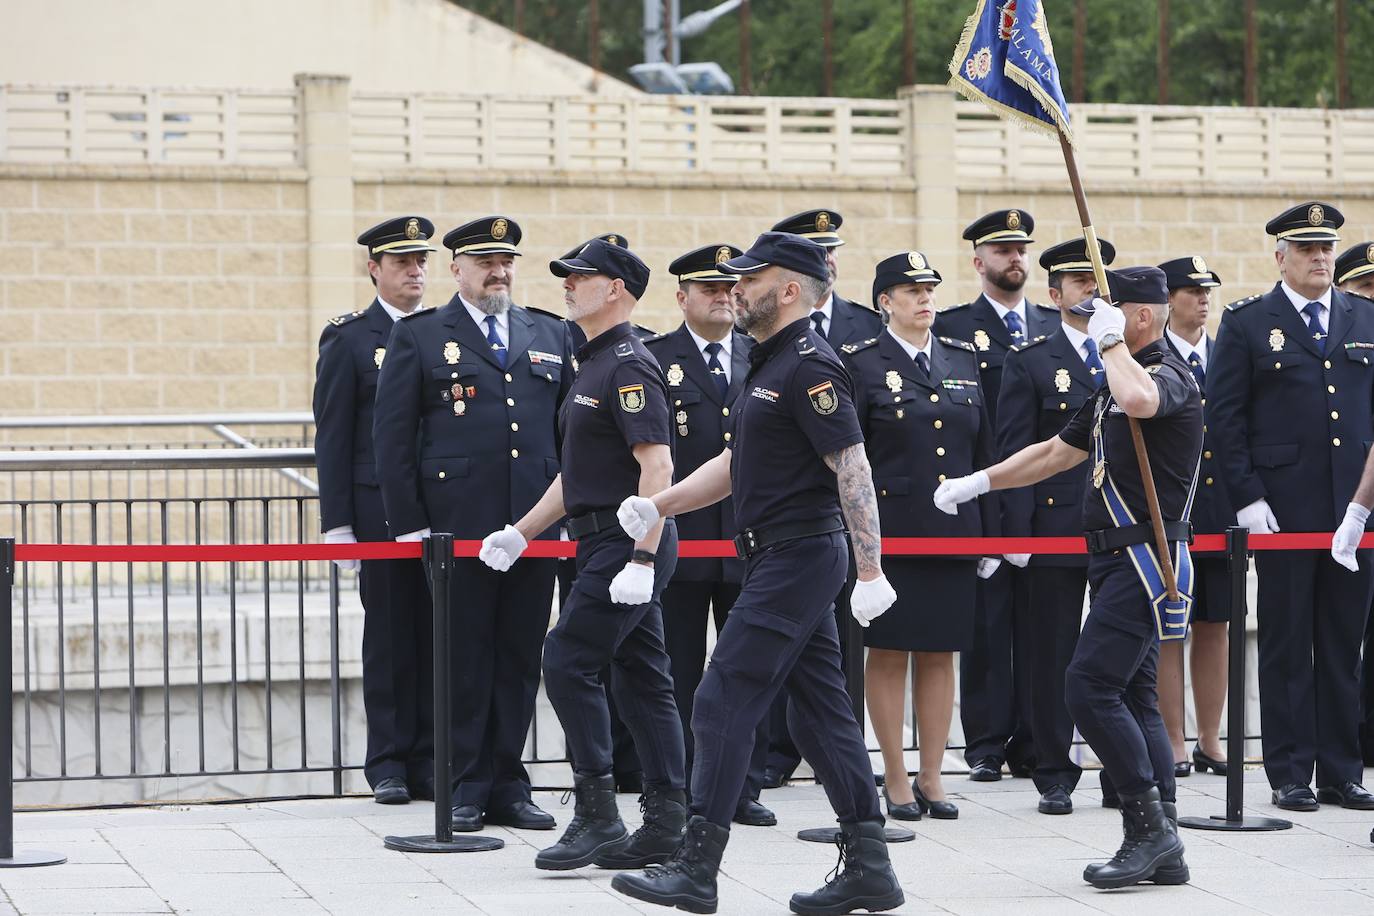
[443,215,522,256]
[357,215,437,257]
[771,209,845,248]
[1266,201,1343,243]
[1106,266,1169,306]
[1335,242,1374,286]
[550,238,651,300]
[1039,236,1115,273]
[670,244,742,283]
[871,251,942,308]
[719,231,830,283]
[963,208,1035,246]
[1157,256,1221,290]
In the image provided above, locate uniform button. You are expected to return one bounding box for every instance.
[507,397,515,406]
[723,432,732,442]
[451,371,459,379]
[980,361,988,369]
[1328,385,1337,394]
[1047,497,1055,506]
[938,474,947,482]
[933,419,943,429]
[722,407,730,417]
[1325,360,1333,369]
[438,471,446,479]
[936,447,946,457]
[1059,402,1067,410]
[1203,450,1212,459]
[1333,438,1341,447]
[505,373,513,382]
[1332,410,1340,420]
[880,489,887,497]
[1202,424,1208,433]
[1205,477,1214,486]
[510,422,519,432]
[1274,362,1281,369]
[511,449,519,458]
[1200,397,1206,406]
[675,399,682,407]
[929,393,939,402]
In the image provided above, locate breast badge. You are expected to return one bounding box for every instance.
[443,341,461,364]
[667,363,685,387]
[1054,368,1071,393]
[808,380,838,415]
[885,370,903,393]
[374,347,386,369]
[453,400,466,416]
[1269,328,1284,352]
[973,329,991,351]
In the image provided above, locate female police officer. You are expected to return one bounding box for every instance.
[839,252,1001,822]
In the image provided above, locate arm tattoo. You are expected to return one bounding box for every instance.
[823,443,882,579]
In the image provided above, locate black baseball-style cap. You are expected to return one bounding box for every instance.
[1265,201,1343,243]
[963,209,1035,246]
[550,238,651,299]
[1106,266,1169,306]
[669,244,742,283]
[719,231,830,283]
[771,209,845,248]
[1157,256,1221,290]
[443,215,522,256]
[560,232,631,261]
[357,216,437,256]
[871,251,942,308]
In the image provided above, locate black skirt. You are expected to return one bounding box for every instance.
[1189,555,1232,624]
[863,557,977,652]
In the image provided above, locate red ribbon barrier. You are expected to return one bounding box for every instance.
[8,531,1368,563]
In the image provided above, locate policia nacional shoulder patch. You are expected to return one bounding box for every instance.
[618,384,646,413]
[808,380,838,415]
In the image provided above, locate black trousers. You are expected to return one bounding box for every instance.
[661,580,767,803]
[449,556,555,810]
[1363,599,1374,761]
[1027,565,1089,794]
[1255,549,1374,788]
[961,564,1036,768]
[359,556,434,788]
[542,524,685,788]
[691,532,879,827]
[1064,553,1174,801]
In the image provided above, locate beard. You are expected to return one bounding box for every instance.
[475,290,512,315]
[735,287,780,335]
[986,264,1026,294]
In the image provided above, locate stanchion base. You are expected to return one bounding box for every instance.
[796,826,914,844]
[1178,814,1292,832]
[383,834,504,853]
[0,849,66,867]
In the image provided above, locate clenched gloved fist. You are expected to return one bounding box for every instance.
[617,496,661,541]
[324,526,360,572]
[395,527,431,543]
[479,524,527,572]
[933,470,989,516]
[1235,498,1280,535]
[976,557,1002,579]
[1086,297,1126,350]
[850,575,897,627]
[1003,553,1031,568]
[609,561,655,605]
[1332,502,1370,572]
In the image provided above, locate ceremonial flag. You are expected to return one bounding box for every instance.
[948,0,1073,142]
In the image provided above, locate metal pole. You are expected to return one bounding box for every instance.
[821,0,834,97]
[384,534,502,853]
[0,538,65,868]
[901,0,915,86]
[1157,0,1169,105]
[739,0,752,94]
[1244,0,1258,107]
[1336,0,1349,108]
[328,564,343,798]
[1178,528,1290,832]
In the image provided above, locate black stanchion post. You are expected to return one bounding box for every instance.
[384,533,502,853]
[0,537,64,868]
[1179,526,1290,832]
[328,564,343,798]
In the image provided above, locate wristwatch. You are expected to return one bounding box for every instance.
[1097,332,1124,353]
[631,549,656,566]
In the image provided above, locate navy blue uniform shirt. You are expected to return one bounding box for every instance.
[729,316,864,531]
[560,322,672,517]
[1058,340,1203,531]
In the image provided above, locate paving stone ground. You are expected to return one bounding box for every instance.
[2,766,1373,914]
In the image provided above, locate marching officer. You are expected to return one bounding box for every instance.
[1210,202,1374,812]
[841,251,1001,823]
[645,244,776,828]
[563,233,657,352]
[611,231,903,914]
[934,208,1058,781]
[371,216,570,831]
[937,266,1202,889]
[476,239,689,872]
[313,215,436,805]
[1157,256,1231,780]
[996,236,1116,815]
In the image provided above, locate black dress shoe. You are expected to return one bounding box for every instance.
[882,788,921,821]
[451,804,484,832]
[968,757,1003,782]
[732,797,777,827]
[409,777,435,801]
[913,781,958,819]
[762,766,791,789]
[1174,760,1192,779]
[1038,785,1073,815]
[1316,782,1374,810]
[1192,746,1228,776]
[614,772,644,795]
[373,776,410,805]
[1272,783,1319,812]
[487,800,558,830]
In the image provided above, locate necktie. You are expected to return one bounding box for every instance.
[1187,351,1206,390]
[811,311,827,340]
[704,341,729,401]
[1304,301,1325,354]
[915,351,931,379]
[485,315,507,368]
[1003,309,1025,343]
[1083,338,1104,388]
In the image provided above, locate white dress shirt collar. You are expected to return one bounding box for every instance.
[460,297,508,338]
[985,295,1027,326]
[1280,281,1332,315]
[686,325,731,382]
[886,327,932,366]
[377,296,413,322]
[1060,322,1094,361]
[1165,326,1208,369]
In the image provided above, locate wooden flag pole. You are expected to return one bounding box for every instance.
[1058,132,1180,601]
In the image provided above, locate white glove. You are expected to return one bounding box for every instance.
[1235,498,1280,535]
[479,524,527,572]
[1086,297,1126,350]
[1003,553,1031,568]
[395,527,431,542]
[609,561,655,605]
[617,496,661,541]
[977,557,1002,579]
[324,526,359,572]
[1332,502,1371,572]
[850,575,897,628]
[933,470,989,516]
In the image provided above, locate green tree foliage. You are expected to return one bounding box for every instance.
[455,1,1374,108]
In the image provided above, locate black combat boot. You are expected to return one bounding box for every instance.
[1084,787,1185,889]
[535,773,628,871]
[594,783,687,868]
[611,815,729,914]
[1084,799,1189,885]
[788,820,904,915]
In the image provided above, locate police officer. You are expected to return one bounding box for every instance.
[645,244,775,828]
[1210,202,1374,812]
[313,215,436,805]
[1333,241,1374,766]
[937,266,1201,889]
[934,208,1058,781]
[612,232,903,915]
[563,234,657,353]
[477,239,688,871]
[841,251,1000,823]
[371,216,569,832]
[762,207,883,787]
[1157,256,1231,780]
[996,236,1116,815]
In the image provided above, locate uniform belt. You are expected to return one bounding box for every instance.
[1084,520,1192,554]
[733,515,845,560]
[565,509,622,539]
